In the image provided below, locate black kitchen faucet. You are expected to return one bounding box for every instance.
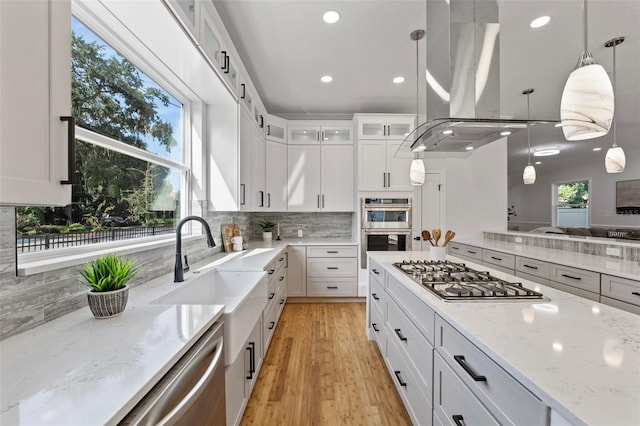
[174,216,215,282]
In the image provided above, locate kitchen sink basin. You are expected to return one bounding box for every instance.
[151,270,267,365]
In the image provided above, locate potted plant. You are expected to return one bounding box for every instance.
[80,254,140,319]
[259,221,276,241]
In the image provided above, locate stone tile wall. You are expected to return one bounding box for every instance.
[484,231,640,262]
[0,208,353,339]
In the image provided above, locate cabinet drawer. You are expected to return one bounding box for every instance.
[307,278,357,296]
[370,273,386,317]
[482,262,514,276]
[386,335,432,426]
[369,257,386,285]
[435,315,546,426]
[387,298,433,396]
[548,280,599,301]
[370,298,386,355]
[386,273,435,345]
[274,250,287,272]
[600,296,640,315]
[433,352,498,426]
[447,243,482,261]
[307,245,357,258]
[550,264,600,293]
[516,257,550,280]
[601,274,640,307]
[275,281,287,320]
[307,258,357,277]
[515,270,550,287]
[263,301,277,353]
[482,249,515,270]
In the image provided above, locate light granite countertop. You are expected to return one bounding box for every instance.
[369,251,640,426]
[454,238,640,281]
[0,238,357,425]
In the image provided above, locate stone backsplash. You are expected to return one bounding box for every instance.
[0,208,353,339]
[484,231,640,262]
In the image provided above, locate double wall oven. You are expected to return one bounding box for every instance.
[361,198,412,268]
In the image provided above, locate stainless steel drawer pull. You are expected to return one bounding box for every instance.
[394,328,408,342]
[394,371,407,387]
[490,256,502,261]
[372,293,380,301]
[523,264,538,270]
[327,266,339,270]
[453,355,487,382]
[327,250,338,253]
[561,274,582,280]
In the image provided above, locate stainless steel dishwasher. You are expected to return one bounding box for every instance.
[120,321,226,425]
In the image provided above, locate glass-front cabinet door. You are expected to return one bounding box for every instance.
[359,119,386,139]
[321,125,352,144]
[167,0,199,36]
[289,125,320,144]
[239,80,253,112]
[357,116,415,140]
[199,6,223,69]
[266,115,287,143]
[387,118,415,140]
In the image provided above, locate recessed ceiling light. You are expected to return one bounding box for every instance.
[393,76,405,84]
[465,146,474,151]
[321,75,333,83]
[535,161,542,165]
[323,10,340,24]
[533,148,560,157]
[500,131,512,136]
[530,16,551,29]
[443,129,454,135]
[593,147,602,151]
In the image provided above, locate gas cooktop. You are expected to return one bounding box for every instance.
[393,260,544,302]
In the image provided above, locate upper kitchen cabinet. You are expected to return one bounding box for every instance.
[266,115,287,144]
[356,115,414,140]
[288,122,352,145]
[356,114,415,192]
[265,140,287,210]
[165,0,199,37]
[239,77,254,114]
[0,0,72,206]
[239,108,267,211]
[199,2,238,96]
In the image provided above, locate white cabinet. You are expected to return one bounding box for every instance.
[166,0,199,38]
[287,246,307,297]
[199,2,238,95]
[0,0,72,206]
[239,108,266,211]
[266,115,287,143]
[239,77,254,114]
[226,317,262,426]
[288,123,352,144]
[287,144,354,212]
[356,115,415,140]
[265,140,287,210]
[358,140,413,191]
[306,245,358,297]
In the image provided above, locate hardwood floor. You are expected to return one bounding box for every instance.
[240,303,412,426]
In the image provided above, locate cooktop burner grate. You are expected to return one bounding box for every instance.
[392,260,543,301]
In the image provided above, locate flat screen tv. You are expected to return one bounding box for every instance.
[616,179,640,215]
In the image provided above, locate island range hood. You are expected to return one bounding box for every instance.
[402,0,557,154]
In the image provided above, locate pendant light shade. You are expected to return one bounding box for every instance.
[560,0,614,141]
[408,29,425,186]
[604,36,626,173]
[410,155,426,185]
[523,164,537,185]
[522,88,536,185]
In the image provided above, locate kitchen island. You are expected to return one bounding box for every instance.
[367,251,640,426]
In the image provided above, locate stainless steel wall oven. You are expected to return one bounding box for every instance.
[361,198,412,268]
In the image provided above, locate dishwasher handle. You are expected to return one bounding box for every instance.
[147,335,224,425]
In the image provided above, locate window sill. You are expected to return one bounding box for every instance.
[17,235,195,277]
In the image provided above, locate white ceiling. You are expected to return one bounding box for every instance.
[213,0,639,175]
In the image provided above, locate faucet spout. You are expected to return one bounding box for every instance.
[174,215,216,282]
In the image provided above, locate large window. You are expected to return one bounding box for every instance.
[17,18,188,253]
[554,180,590,227]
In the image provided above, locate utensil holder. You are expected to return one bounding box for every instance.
[430,246,447,261]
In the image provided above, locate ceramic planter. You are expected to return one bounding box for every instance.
[87,285,129,319]
[262,231,272,241]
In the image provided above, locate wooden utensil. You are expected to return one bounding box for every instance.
[432,228,441,247]
[443,230,456,247]
[421,230,434,246]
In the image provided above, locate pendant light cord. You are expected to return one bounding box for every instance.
[612,41,617,147]
[582,0,589,54]
[527,91,532,165]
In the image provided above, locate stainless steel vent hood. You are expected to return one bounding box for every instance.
[401,0,557,154]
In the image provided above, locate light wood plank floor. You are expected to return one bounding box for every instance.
[240,303,412,426]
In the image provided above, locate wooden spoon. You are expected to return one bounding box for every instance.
[443,230,456,247]
[432,228,441,247]
[421,230,434,246]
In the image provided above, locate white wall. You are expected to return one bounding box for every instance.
[508,152,640,229]
[430,138,508,240]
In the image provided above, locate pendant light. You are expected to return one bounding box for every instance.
[604,36,626,173]
[522,89,536,185]
[409,29,425,186]
[560,0,614,141]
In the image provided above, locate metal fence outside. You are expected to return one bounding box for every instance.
[17,225,175,253]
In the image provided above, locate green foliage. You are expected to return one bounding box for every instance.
[80,254,141,292]
[557,182,589,207]
[259,221,276,232]
[65,223,86,232]
[16,207,45,234]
